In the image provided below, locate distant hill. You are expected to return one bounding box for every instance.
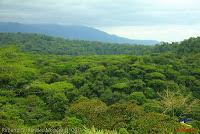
[0,22,159,45]
[0,33,154,55]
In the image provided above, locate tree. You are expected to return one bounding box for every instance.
[148,80,167,92]
[158,89,190,117]
[70,98,107,128]
[143,101,162,113]
[128,113,181,134]
[16,95,52,125]
[143,87,156,99]
[45,92,68,119]
[129,92,147,105]
[0,104,25,131]
[40,72,62,84]
[145,72,166,80]
[129,79,145,91]
[101,102,144,130]
[111,83,130,94]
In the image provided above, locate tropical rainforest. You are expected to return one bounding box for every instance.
[0,33,200,134]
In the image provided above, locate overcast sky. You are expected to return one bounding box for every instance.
[1,0,200,41]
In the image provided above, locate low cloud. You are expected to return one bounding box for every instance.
[0,0,200,41]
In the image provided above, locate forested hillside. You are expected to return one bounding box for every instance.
[1,33,199,56]
[153,37,200,55]
[0,33,200,133]
[0,33,153,55]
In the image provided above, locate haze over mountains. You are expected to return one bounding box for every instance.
[0,22,159,45]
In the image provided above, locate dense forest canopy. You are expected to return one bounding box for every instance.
[0,33,200,133]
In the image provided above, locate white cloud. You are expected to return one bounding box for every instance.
[0,0,200,41]
[100,25,200,42]
[1,0,200,26]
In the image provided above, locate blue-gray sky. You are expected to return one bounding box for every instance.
[1,0,200,41]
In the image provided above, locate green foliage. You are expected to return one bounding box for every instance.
[145,72,166,80]
[148,79,167,92]
[143,101,163,113]
[15,95,52,125]
[143,87,156,99]
[118,128,129,134]
[70,98,107,127]
[129,92,147,105]
[0,34,200,133]
[111,83,130,93]
[63,116,83,128]
[128,113,181,134]
[101,102,144,130]
[0,104,24,130]
[45,92,68,119]
[40,72,62,84]
[0,33,153,55]
[129,79,145,91]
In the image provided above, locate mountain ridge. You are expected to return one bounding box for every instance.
[0,22,159,45]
